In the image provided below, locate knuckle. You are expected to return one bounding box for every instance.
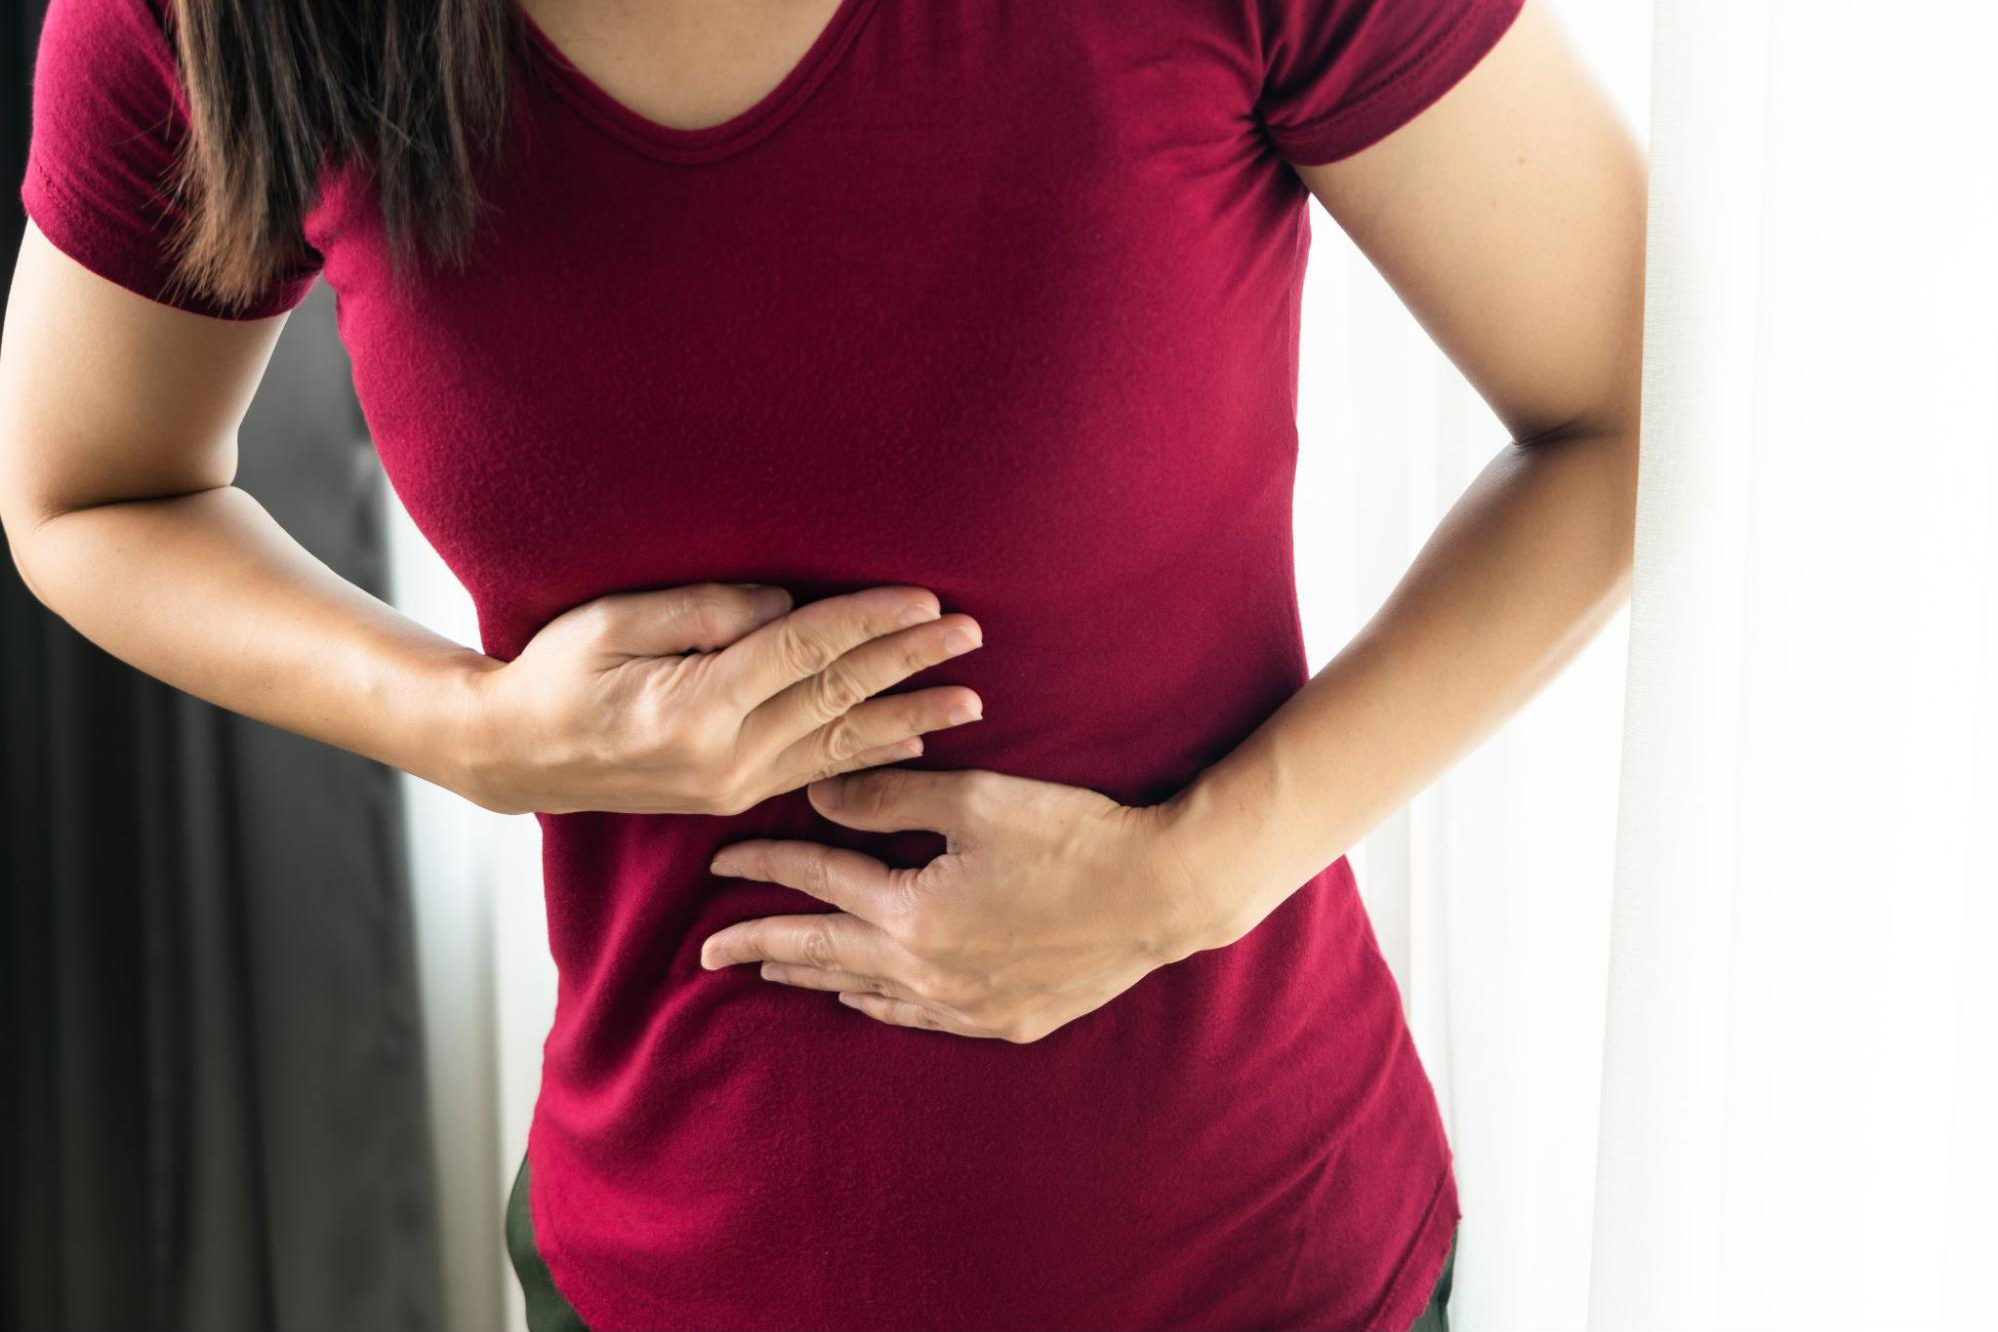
[892,908,942,956]
[903,963,945,1000]
[918,967,977,1010]
[801,856,836,899]
[870,591,935,635]
[804,756,848,786]
[799,922,838,970]
[917,853,965,895]
[879,902,923,954]
[777,624,839,679]
[577,596,623,641]
[695,757,752,816]
[845,767,904,817]
[678,587,733,641]
[810,661,869,716]
[959,770,1006,820]
[880,905,922,952]
[818,717,865,764]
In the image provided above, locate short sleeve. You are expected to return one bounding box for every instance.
[18,0,322,319]
[1253,0,1526,165]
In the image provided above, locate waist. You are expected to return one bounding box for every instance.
[524,855,1454,1329]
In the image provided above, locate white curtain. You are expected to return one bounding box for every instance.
[1585,0,1998,1325]
[386,0,1998,1327]
[1305,0,1998,1328]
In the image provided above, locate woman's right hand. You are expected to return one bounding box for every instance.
[458,583,983,816]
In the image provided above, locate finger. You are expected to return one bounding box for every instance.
[718,586,943,710]
[813,734,927,777]
[708,838,902,921]
[767,683,983,788]
[836,991,986,1037]
[699,911,908,977]
[780,733,928,791]
[805,765,994,838]
[579,582,793,660]
[745,611,982,753]
[756,962,921,1003]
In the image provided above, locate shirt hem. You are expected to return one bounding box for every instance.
[529,1132,1463,1332]
[1357,1159,1461,1332]
[528,1124,621,1332]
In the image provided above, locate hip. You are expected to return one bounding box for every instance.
[506,1149,1462,1332]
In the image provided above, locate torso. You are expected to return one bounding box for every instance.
[295,4,1463,1327]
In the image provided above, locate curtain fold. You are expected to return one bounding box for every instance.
[1,284,447,1332]
[1590,0,1998,1327]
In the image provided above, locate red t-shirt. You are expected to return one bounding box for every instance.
[22,0,1522,1326]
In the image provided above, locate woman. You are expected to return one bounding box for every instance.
[0,0,1644,1326]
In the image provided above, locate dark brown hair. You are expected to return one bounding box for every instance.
[159,0,525,315]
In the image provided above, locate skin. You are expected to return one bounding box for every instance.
[521,0,854,132]
[0,0,1644,1044]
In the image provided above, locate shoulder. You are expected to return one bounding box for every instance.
[32,0,186,94]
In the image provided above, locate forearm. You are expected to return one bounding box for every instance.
[1158,425,1638,953]
[9,483,497,796]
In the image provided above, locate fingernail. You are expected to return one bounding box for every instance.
[710,856,735,876]
[943,626,979,653]
[750,587,791,620]
[812,778,843,810]
[947,700,982,725]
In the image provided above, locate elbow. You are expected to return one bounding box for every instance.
[1510,407,1642,597]
[2,503,61,612]
[0,459,80,613]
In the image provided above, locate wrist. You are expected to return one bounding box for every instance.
[426,648,513,810]
[1143,777,1271,961]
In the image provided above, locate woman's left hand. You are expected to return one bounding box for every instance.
[699,767,1230,1042]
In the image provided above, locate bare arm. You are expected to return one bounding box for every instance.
[0,225,498,793]
[1160,0,1649,946]
[0,223,984,815]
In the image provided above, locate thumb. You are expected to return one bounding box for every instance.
[596,582,792,658]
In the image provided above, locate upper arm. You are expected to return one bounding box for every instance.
[0,220,288,539]
[1276,0,1648,445]
[0,0,317,544]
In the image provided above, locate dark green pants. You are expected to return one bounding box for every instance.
[506,1152,1456,1332]
[506,1154,592,1332]
[1404,1228,1457,1332]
